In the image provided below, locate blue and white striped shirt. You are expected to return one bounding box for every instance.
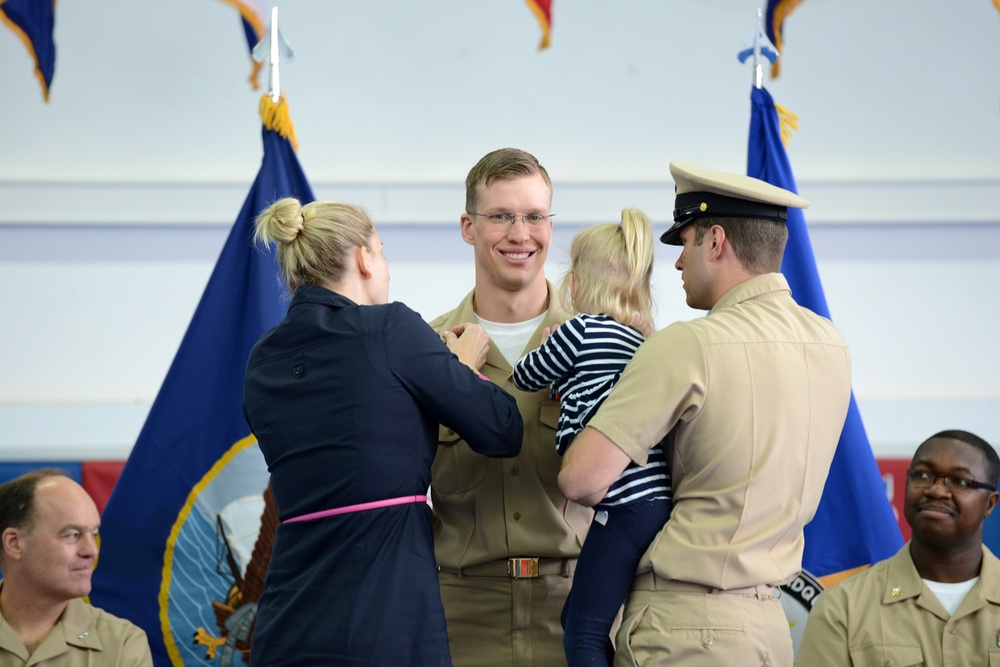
[513,313,670,510]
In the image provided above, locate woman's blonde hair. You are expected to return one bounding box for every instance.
[561,208,655,335]
[254,198,374,292]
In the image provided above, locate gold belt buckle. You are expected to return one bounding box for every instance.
[508,557,540,578]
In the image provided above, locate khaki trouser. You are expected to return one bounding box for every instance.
[614,574,792,667]
[438,561,574,667]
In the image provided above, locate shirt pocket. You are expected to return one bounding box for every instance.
[432,425,490,496]
[848,644,924,667]
[536,401,562,488]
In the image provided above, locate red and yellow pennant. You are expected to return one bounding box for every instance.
[525,0,552,50]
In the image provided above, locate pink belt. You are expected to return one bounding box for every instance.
[283,495,428,524]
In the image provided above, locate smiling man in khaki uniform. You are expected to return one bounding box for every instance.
[560,161,853,666]
[429,148,592,667]
[797,430,1000,667]
[0,469,153,667]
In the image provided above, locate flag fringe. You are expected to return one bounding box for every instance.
[248,60,263,92]
[525,0,552,50]
[259,95,299,152]
[769,0,806,80]
[0,7,51,101]
[775,103,799,147]
[817,563,870,589]
[216,0,266,90]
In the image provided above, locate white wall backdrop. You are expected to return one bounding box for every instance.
[1,0,998,460]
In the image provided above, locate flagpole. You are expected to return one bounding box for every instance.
[268,7,281,101]
[752,8,764,89]
[737,8,777,88]
[252,6,296,102]
[250,8,300,151]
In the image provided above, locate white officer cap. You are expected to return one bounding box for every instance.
[660,160,809,245]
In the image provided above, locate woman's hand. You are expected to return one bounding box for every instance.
[443,323,490,372]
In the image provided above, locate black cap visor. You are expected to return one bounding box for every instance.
[660,192,789,245]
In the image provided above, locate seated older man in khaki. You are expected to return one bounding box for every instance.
[0,469,153,667]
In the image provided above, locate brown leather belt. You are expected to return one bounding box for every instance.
[438,557,576,579]
[631,571,777,600]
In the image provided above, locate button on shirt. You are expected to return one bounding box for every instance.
[429,284,591,568]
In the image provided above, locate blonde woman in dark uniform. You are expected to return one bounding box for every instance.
[244,198,523,667]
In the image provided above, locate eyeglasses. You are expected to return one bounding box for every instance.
[468,212,554,227]
[906,469,997,493]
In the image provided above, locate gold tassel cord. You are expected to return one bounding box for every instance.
[259,94,299,152]
[775,103,799,147]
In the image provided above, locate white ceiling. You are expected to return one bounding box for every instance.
[3,0,998,188]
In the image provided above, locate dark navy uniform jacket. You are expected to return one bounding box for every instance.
[244,285,522,667]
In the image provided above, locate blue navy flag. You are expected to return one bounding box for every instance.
[748,86,902,640]
[1,0,56,101]
[749,85,901,579]
[90,95,314,667]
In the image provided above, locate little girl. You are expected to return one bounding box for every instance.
[513,208,672,667]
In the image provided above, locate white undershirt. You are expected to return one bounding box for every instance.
[476,312,547,368]
[923,577,978,616]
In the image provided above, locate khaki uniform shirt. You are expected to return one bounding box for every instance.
[589,273,852,589]
[0,587,153,667]
[429,283,591,567]
[796,544,1000,667]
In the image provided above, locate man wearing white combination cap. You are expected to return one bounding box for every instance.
[559,161,854,666]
